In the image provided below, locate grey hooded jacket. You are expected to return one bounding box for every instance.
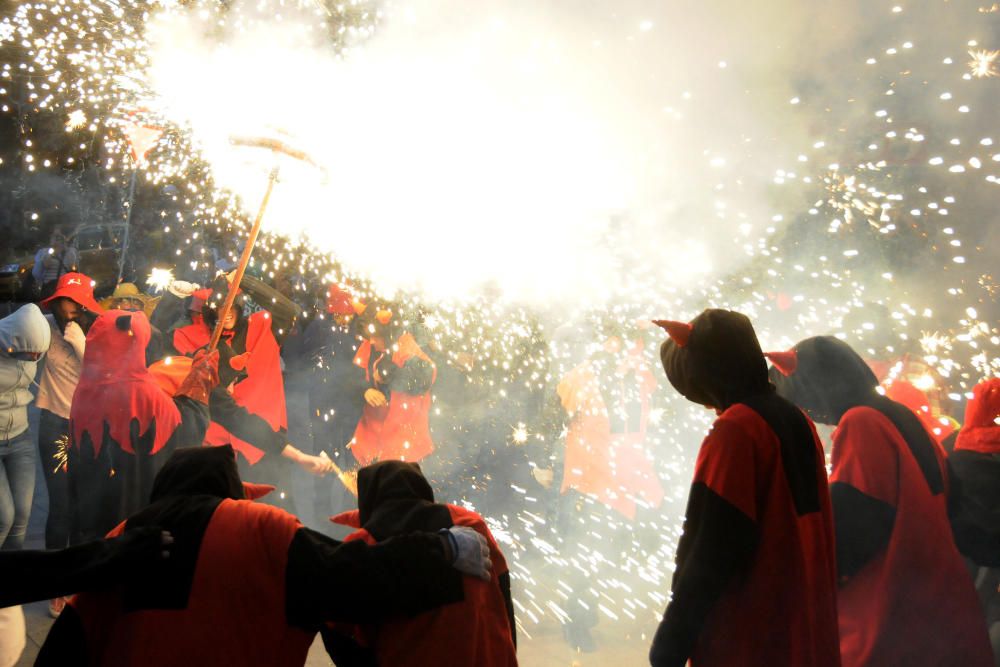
[0,304,52,440]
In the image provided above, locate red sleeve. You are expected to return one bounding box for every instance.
[693,416,758,522]
[831,407,900,507]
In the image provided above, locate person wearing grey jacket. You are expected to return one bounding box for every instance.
[0,303,52,550]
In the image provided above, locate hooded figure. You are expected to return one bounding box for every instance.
[169,274,321,490]
[940,378,1000,664]
[649,310,839,667]
[349,312,436,466]
[38,446,488,667]
[327,461,517,667]
[0,304,51,441]
[68,310,218,543]
[770,335,991,667]
[0,304,51,550]
[172,277,291,467]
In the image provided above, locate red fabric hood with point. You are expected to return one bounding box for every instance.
[71,310,181,457]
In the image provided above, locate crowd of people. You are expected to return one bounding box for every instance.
[0,248,998,666]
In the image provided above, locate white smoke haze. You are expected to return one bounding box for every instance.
[146,0,875,305]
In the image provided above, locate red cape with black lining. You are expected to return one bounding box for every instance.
[349,333,435,465]
[328,461,517,667]
[650,310,840,667]
[173,310,286,465]
[945,378,1000,567]
[38,446,466,667]
[770,336,991,667]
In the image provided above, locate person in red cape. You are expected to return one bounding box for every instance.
[325,460,517,667]
[946,377,1000,665]
[37,445,493,666]
[770,335,992,667]
[885,378,957,444]
[68,309,219,543]
[349,308,436,466]
[649,310,840,667]
[169,274,332,487]
[556,334,663,520]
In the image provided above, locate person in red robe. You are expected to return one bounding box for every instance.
[649,310,840,667]
[349,308,436,466]
[325,460,517,666]
[170,275,332,488]
[68,310,218,543]
[941,377,1000,665]
[37,445,493,666]
[769,335,992,667]
[556,334,663,520]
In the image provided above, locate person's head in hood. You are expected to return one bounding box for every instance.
[767,335,879,425]
[656,309,770,411]
[0,303,51,364]
[80,310,153,384]
[357,461,435,526]
[149,445,244,503]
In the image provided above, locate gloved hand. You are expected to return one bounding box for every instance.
[167,280,199,298]
[62,320,86,358]
[176,349,220,404]
[440,526,492,581]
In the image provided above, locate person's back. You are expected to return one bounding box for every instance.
[770,335,992,667]
[39,446,488,667]
[649,311,840,667]
[833,401,990,666]
[328,461,518,667]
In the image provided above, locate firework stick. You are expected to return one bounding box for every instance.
[320,451,358,497]
[208,165,279,352]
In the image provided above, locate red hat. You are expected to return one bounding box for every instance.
[326,283,355,315]
[40,272,104,313]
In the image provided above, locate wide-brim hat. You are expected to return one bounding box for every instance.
[39,272,104,313]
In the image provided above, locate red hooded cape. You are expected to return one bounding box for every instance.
[832,406,991,667]
[71,310,181,457]
[349,333,435,465]
[173,311,287,464]
[955,378,1000,454]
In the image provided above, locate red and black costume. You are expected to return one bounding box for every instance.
[170,275,299,479]
[950,378,1000,563]
[944,378,1000,663]
[326,461,517,666]
[39,445,467,666]
[771,336,992,667]
[350,332,436,465]
[650,310,840,667]
[68,310,212,543]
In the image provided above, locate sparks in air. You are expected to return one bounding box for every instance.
[968,49,1000,77]
[146,268,176,293]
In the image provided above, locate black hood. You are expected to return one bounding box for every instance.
[769,336,879,425]
[356,461,451,541]
[659,309,771,409]
[149,445,244,503]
